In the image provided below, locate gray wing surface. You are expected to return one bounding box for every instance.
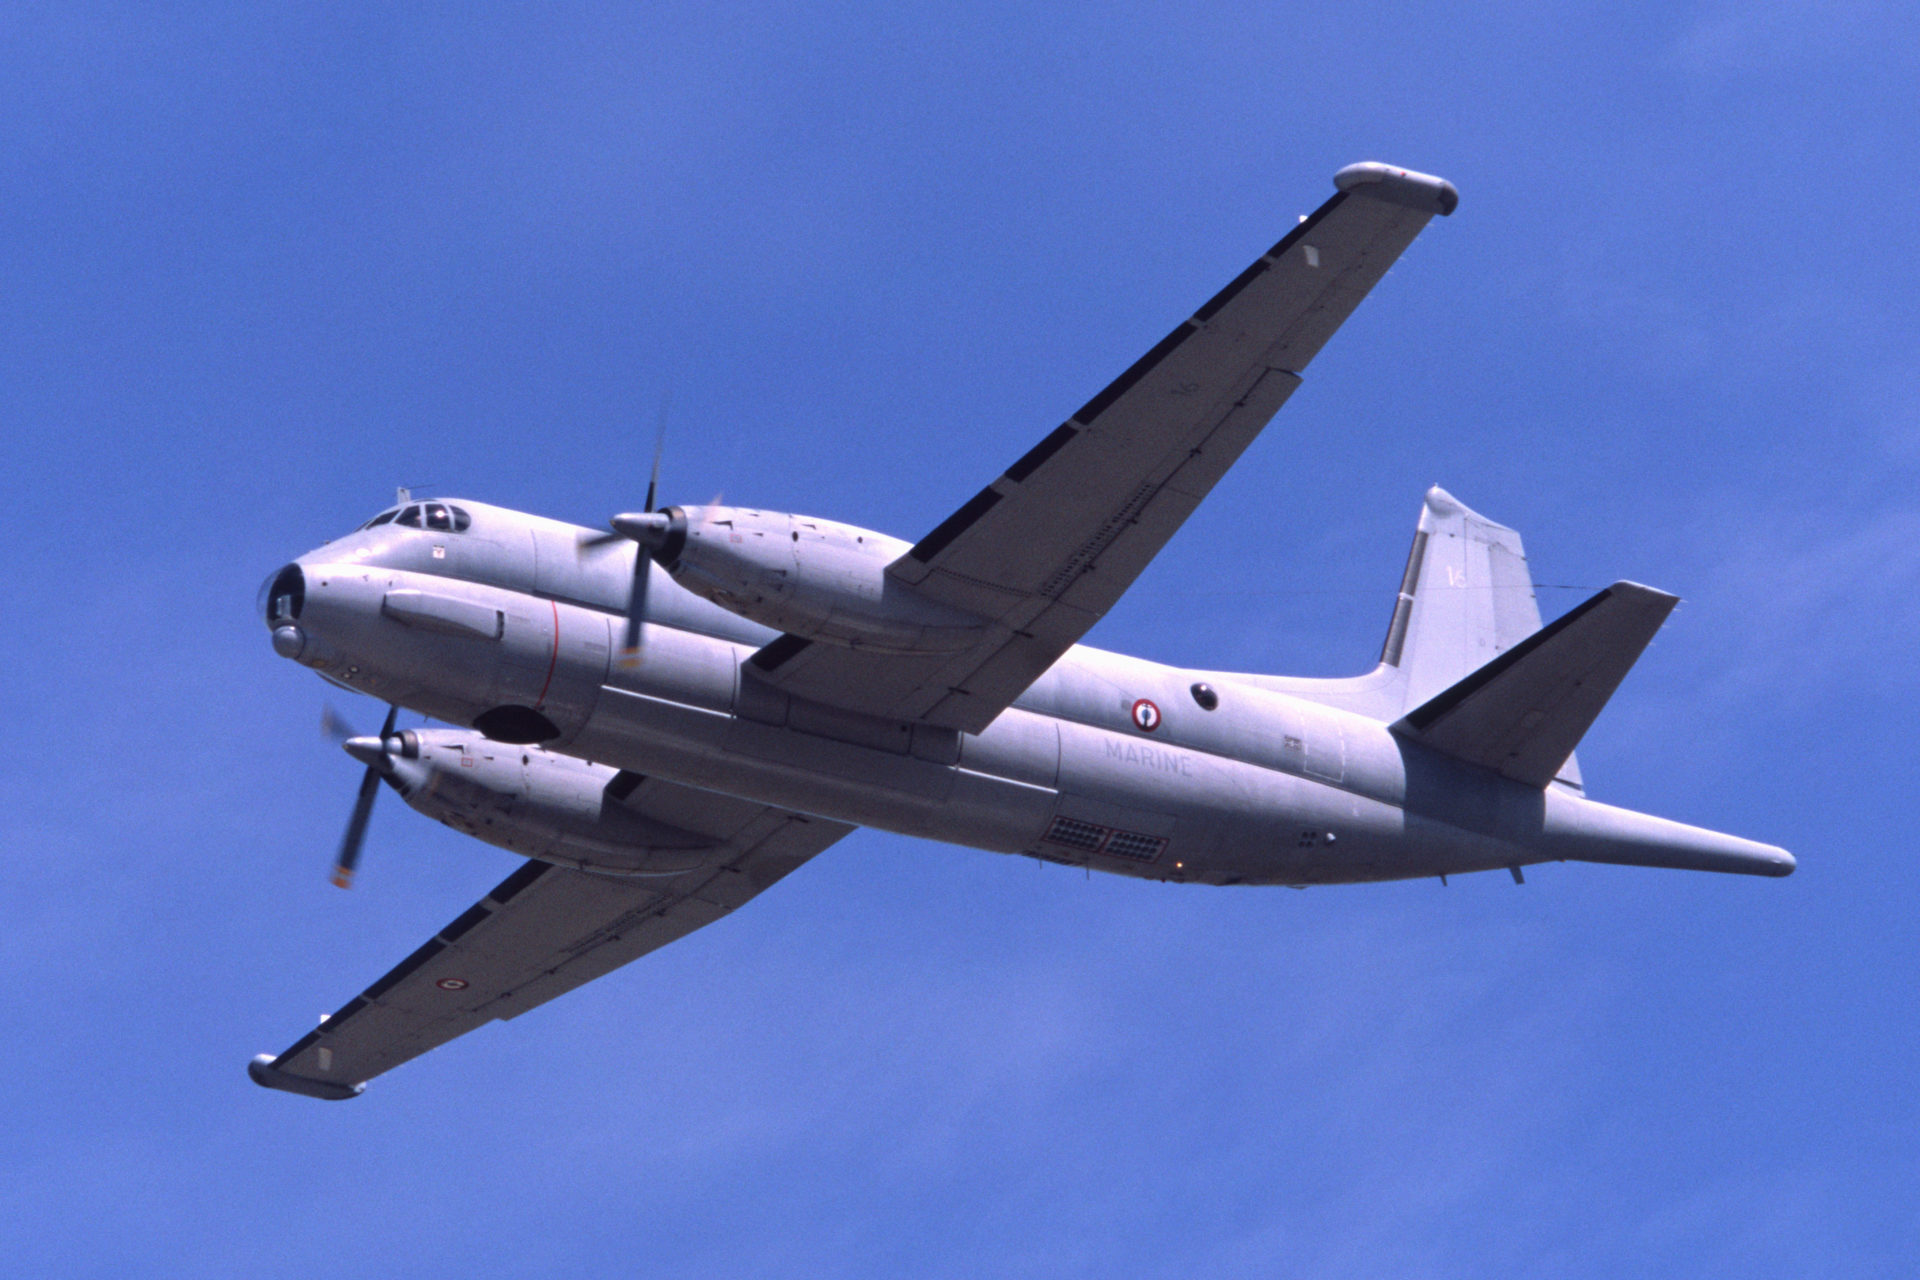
[249,781,852,1099]
[750,163,1457,734]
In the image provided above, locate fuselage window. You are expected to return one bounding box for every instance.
[396,505,424,528]
[425,503,453,531]
[450,505,472,532]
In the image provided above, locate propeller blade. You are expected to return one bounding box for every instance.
[612,395,674,669]
[644,389,670,513]
[332,766,381,889]
[329,705,398,889]
[623,392,669,668]
[320,704,358,744]
[619,547,648,666]
[577,529,627,550]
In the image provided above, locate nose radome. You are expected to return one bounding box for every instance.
[260,563,305,626]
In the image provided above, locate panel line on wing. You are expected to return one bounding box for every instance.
[1036,480,1157,598]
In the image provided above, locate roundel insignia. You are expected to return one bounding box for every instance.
[436,977,470,991]
[1131,699,1162,732]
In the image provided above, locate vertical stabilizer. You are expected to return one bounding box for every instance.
[1222,488,1585,791]
[1385,488,1542,704]
[1383,488,1584,792]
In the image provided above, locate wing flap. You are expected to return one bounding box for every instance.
[1392,582,1679,788]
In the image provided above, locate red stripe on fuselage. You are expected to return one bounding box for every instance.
[534,599,559,709]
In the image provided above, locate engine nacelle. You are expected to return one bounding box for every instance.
[653,505,988,653]
[387,729,718,876]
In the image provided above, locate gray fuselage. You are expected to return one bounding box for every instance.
[265,498,1791,886]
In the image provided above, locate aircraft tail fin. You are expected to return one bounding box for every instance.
[1230,490,1647,791]
[1391,581,1679,789]
[1382,487,1546,707]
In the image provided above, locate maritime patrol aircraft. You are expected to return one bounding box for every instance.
[249,163,1792,1100]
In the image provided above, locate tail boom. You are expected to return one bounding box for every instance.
[1540,789,1794,878]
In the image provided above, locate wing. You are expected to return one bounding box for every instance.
[248,781,853,1098]
[749,163,1458,733]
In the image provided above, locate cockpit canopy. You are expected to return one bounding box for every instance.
[359,502,473,533]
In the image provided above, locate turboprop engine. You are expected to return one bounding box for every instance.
[613,505,988,654]
[352,727,717,877]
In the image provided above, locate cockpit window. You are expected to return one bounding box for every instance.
[367,501,470,534]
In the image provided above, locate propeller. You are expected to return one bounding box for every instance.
[323,703,400,889]
[612,397,674,667]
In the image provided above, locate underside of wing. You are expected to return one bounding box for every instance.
[249,782,852,1098]
[750,163,1457,733]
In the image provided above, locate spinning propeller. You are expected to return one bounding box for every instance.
[588,392,717,668]
[612,420,669,667]
[578,392,725,667]
[322,703,401,889]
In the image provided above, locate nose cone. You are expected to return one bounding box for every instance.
[259,564,305,627]
[611,511,672,547]
[341,735,387,768]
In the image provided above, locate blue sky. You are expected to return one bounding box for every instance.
[4,4,1917,1276]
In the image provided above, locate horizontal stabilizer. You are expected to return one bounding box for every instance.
[1392,582,1679,788]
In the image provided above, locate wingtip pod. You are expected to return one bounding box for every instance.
[248,1053,365,1101]
[1335,162,1460,216]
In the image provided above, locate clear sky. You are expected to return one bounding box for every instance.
[4,4,1917,1276]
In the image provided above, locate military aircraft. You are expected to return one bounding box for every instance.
[249,162,1792,1100]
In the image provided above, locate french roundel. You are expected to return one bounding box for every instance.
[1131,699,1162,732]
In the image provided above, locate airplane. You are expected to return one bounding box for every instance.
[248,162,1792,1100]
